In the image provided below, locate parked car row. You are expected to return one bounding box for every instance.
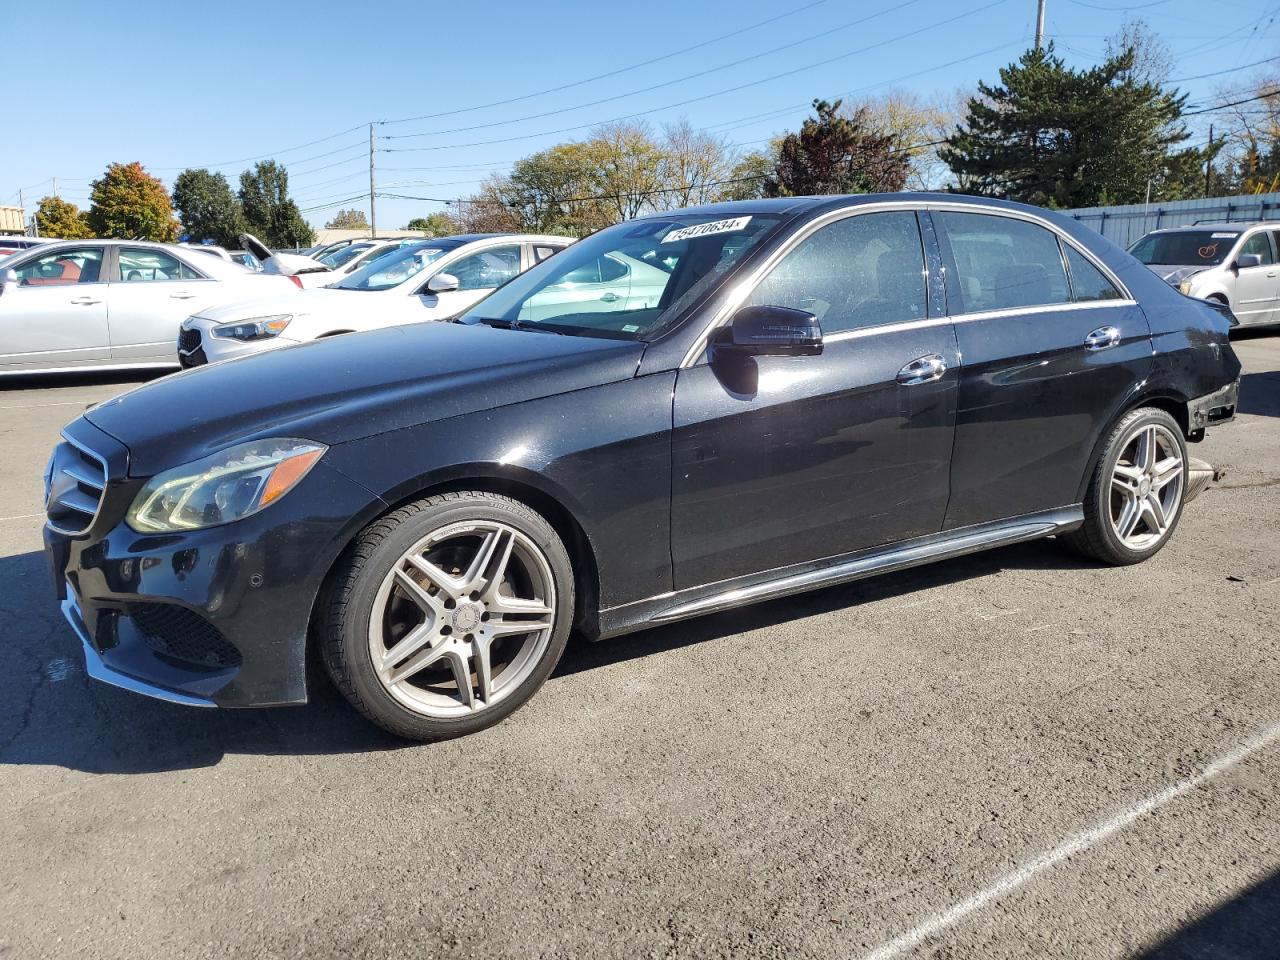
[43,194,1241,743]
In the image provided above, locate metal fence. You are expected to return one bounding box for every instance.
[1065,193,1280,249]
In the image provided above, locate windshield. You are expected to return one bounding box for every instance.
[1130,230,1239,266]
[458,213,781,339]
[335,241,461,291]
[322,243,377,268]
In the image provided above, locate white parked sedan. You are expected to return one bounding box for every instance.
[179,233,572,366]
[0,240,297,375]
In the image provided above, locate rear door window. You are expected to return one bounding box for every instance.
[118,248,203,282]
[443,245,522,291]
[937,212,1070,313]
[1063,245,1122,302]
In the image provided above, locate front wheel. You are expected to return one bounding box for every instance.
[1066,407,1188,565]
[321,491,575,741]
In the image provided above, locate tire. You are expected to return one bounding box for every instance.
[1065,406,1188,565]
[321,491,575,741]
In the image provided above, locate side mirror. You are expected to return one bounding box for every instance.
[0,268,16,296]
[426,272,460,294]
[1235,253,1263,270]
[712,304,823,357]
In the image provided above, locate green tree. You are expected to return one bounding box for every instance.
[171,168,246,247]
[324,208,369,230]
[238,161,314,248]
[940,44,1205,206]
[34,196,93,239]
[405,212,459,236]
[86,161,179,241]
[718,151,775,201]
[765,99,909,198]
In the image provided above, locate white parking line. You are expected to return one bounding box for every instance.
[0,513,43,522]
[0,399,91,410]
[860,719,1280,960]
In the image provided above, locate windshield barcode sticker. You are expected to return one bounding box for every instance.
[1210,232,1239,238]
[662,216,752,244]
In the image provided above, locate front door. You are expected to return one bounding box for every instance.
[417,244,523,320]
[932,209,1153,529]
[670,209,958,588]
[1231,230,1278,325]
[0,245,109,370]
[107,246,212,360]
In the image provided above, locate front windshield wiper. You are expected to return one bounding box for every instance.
[467,317,564,334]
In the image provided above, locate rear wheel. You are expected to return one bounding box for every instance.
[1066,407,1187,565]
[321,491,574,740]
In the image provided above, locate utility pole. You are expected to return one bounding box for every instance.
[1205,124,1214,197]
[1035,0,1046,50]
[369,123,377,239]
[52,177,57,199]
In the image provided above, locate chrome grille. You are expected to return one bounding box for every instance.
[177,327,201,356]
[45,436,108,535]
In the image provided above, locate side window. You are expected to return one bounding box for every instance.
[937,212,1070,312]
[745,211,926,334]
[443,245,522,291]
[1239,232,1274,265]
[15,247,104,286]
[1063,245,1122,302]
[532,245,561,263]
[118,248,201,282]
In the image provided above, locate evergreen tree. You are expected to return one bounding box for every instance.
[765,99,909,197]
[238,161,314,248]
[172,169,246,247]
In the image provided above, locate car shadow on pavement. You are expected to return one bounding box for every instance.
[1238,371,1280,417]
[1138,868,1280,959]
[0,539,1094,774]
[0,369,168,393]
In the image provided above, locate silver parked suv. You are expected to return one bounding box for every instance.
[1130,222,1280,327]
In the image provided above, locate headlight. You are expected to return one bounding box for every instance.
[126,438,326,533]
[211,314,292,341]
[1178,280,1193,295]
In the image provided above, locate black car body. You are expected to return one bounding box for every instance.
[44,194,1240,726]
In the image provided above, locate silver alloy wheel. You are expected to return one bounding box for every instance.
[1108,423,1185,550]
[367,519,556,718]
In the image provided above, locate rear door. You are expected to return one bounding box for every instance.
[1230,230,1278,325]
[107,247,212,360]
[933,208,1151,528]
[0,245,109,370]
[670,208,958,587]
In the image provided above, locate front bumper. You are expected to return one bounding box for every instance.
[178,321,301,368]
[45,417,382,708]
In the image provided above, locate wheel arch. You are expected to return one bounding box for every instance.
[1074,387,1192,502]
[305,465,603,692]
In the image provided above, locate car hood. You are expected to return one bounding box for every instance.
[193,287,380,325]
[85,322,646,476]
[1145,263,1210,285]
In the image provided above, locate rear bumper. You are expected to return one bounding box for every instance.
[1188,379,1239,429]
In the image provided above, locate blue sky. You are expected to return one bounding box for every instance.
[4,0,1276,231]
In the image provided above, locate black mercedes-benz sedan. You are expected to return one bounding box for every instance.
[44,194,1241,740]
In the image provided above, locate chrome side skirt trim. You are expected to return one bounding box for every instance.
[61,588,216,708]
[598,506,1083,636]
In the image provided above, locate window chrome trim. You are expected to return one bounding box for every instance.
[678,199,1134,368]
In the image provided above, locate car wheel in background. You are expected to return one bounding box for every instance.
[1066,406,1188,565]
[321,491,574,740]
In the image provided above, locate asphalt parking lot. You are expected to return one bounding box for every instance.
[1,334,1277,960]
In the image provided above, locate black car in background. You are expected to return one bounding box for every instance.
[44,194,1241,740]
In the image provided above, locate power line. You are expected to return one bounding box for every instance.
[1168,54,1280,84]
[377,1,830,126]
[1185,88,1280,116]
[382,0,928,141]
[151,123,370,171]
[383,0,1008,154]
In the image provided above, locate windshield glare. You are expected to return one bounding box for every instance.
[458,214,780,339]
[335,242,459,291]
[1130,230,1239,266]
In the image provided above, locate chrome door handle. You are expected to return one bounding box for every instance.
[69,296,102,305]
[1084,325,1121,350]
[169,292,197,299]
[599,292,619,303]
[896,354,947,385]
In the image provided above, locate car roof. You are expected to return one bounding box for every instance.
[1146,222,1265,233]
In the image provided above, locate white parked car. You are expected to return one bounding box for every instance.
[179,234,573,366]
[1130,222,1280,327]
[0,240,297,375]
[239,234,414,289]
